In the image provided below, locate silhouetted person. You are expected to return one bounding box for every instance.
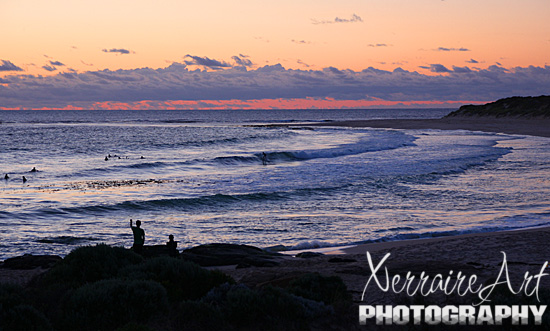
[261,152,268,165]
[22,176,27,183]
[105,156,109,161]
[167,235,178,257]
[4,174,8,180]
[140,156,145,159]
[130,219,145,254]
[30,167,37,172]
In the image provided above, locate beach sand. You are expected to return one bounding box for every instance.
[221,226,550,304]
[311,116,550,137]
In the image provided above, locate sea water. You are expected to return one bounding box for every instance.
[1,109,549,260]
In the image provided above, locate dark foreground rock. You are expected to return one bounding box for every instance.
[181,243,285,267]
[1,254,62,270]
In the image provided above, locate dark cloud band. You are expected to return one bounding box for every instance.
[1,61,548,109]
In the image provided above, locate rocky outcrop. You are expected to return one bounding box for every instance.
[446,95,550,118]
[1,254,62,270]
[180,243,285,267]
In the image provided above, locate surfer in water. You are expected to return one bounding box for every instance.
[261,152,268,165]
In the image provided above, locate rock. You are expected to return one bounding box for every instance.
[328,257,357,263]
[295,252,324,258]
[139,245,179,258]
[181,243,284,267]
[2,254,62,270]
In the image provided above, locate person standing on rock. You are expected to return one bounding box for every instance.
[130,219,145,254]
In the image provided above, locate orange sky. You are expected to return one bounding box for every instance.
[1,0,549,109]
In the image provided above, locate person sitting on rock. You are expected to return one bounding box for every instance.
[167,234,178,257]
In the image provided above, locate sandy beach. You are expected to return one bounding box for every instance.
[221,226,550,305]
[310,116,550,137]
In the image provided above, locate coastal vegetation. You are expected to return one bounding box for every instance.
[0,244,354,330]
[446,95,550,118]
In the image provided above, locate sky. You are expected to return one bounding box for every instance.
[1,0,549,110]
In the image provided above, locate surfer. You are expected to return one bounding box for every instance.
[130,219,145,254]
[30,167,37,172]
[261,152,268,165]
[22,176,27,183]
[4,174,8,180]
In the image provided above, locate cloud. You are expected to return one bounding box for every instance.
[436,47,470,52]
[466,59,479,64]
[297,60,311,68]
[0,60,23,72]
[102,48,133,55]
[1,60,548,109]
[452,66,472,73]
[429,64,451,73]
[291,39,312,45]
[184,55,231,69]
[368,44,389,47]
[232,55,253,67]
[312,14,363,25]
[42,65,57,72]
[49,60,65,66]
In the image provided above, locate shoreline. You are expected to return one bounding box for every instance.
[308,116,550,138]
[280,224,550,256]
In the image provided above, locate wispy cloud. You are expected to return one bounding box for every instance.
[436,47,470,52]
[49,60,65,66]
[232,55,253,67]
[466,59,479,64]
[42,65,57,72]
[102,48,133,55]
[0,60,23,72]
[184,55,231,69]
[291,39,312,45]
[368,44,390,47]
[312,14,363,25]
[297,60,311,68]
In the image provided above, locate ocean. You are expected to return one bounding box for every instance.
[1,109,549,260]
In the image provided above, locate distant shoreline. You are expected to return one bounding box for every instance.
[308,117,550,138]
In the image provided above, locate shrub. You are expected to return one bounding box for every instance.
[0,304,53,331]
[43,244,143,286]
[120,257,234,301]
[62,279,168,331]
[0,283,24,311]
[287,273,351,309]
[173,300,226,330]
[203,283,332,330]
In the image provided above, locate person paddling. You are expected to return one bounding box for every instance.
[130,219,145,254]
